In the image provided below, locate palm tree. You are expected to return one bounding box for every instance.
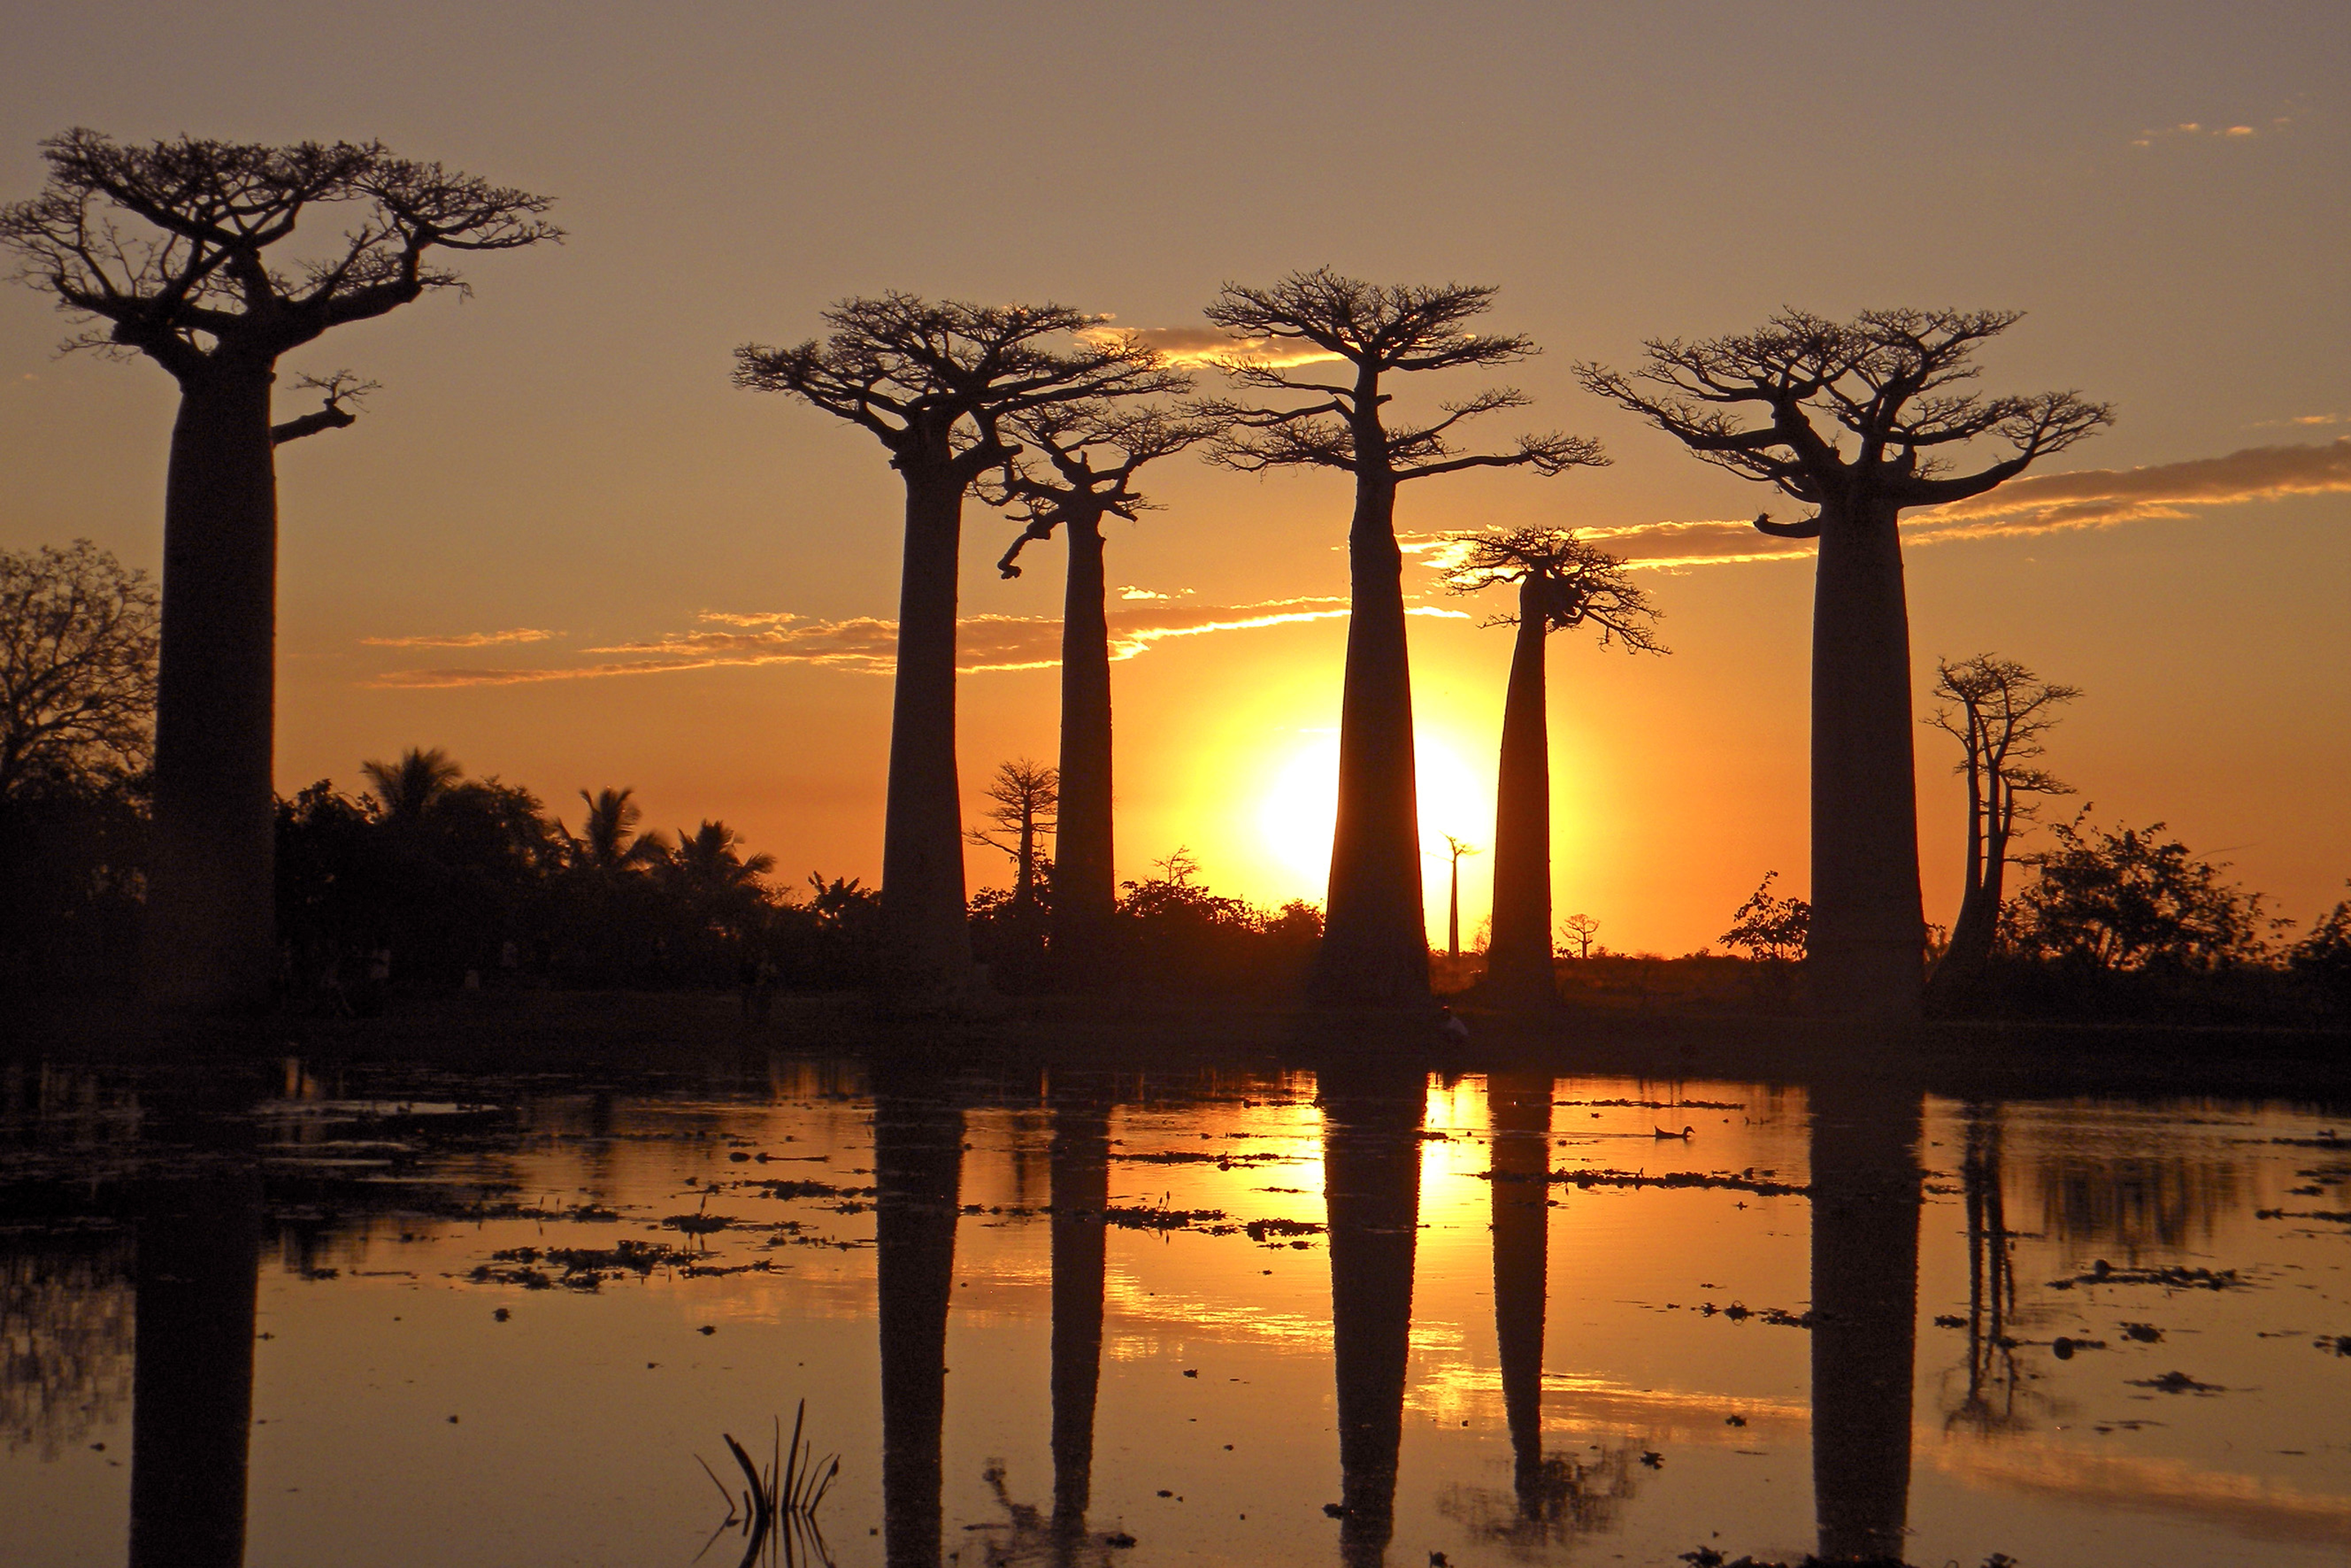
[567,786,663,872]
[670,819,777,894]
[1443,529,1663,1007]
[359,746,464,822]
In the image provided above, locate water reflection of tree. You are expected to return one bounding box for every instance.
[2033,1145,2242,1264]
[873,1078,965,1568]
[0,1233,133,1459]
[1940,1105,2043,1439]
[963,1460,1128,1568]
[1435,1442,1640,1555]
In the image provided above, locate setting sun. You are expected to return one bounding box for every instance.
[1255,728,1496,936]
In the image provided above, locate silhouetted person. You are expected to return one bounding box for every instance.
[1201,273,1601,1006]
[1486,1071,1553,1509]
[873,1074,966,1568]
[1048,1081,1113,1546]
[1320,1060,1427,1565]
[129,1162,263,1567]
[1582,315,2108,1022]
[1806,1074,1926,1563]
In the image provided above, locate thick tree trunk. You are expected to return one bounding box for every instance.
[1052,517,1116,983]
[1320,1062,1425,1568]
[130,1167,261,1567]
[1313,472,1431,1006]
[1484,595,1555,1007]
[1808,497,1926,1021]
[1927,774,2009,1014]
[146,364,282,1012]
[1487,1071,1552,1512]
[1807,1077,1923,1563]
[880,469,977,999]
[874,1087,964,1568]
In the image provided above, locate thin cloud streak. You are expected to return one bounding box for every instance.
[1082,324,1342,369]
[359,627,561,648]
[370,598,1467,689]
[1581,437,2351,568]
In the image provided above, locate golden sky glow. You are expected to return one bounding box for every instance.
[2,3,2346,951]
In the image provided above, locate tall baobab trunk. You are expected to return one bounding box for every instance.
[1487,1071,1552,1511]
[1321,1060,1425,1567]
[881,470,978,997]
[1807,1075,1923,1563]
[1810,501,1926,1021]
[146,364,282,1013]
[1051,519,1115,983]
[874,1086,964,1568]
[1316,469,1430,1007]
[1484,581,1554,1006]
[1930,777,2010,1012]
[1048,1087,1111,1532]
[130,1166,262,1567]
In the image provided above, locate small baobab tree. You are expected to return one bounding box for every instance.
[987,401,1218,981]
[734,299,1183,1000]
[0,130,559,1011]
[1578,310,2110,1021]
[1201,270,1605,1006]
[1438,835,1480,964]
[1558,912,1601,961]
[1442,529,1663,1006]
[1922,655,2078,1010]
[965,758,1059,916]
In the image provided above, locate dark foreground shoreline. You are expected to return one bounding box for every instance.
[9,987,2348,1104]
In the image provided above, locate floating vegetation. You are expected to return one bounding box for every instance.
[1480,1167,1807,1198]
[1554,1099,1746,1111]
[2254,1207,2351,1223]
[696,1400,838,1567]
[1112,1150,1295,1168]
[2127,1370,2227,1394]
[1693,1301,1813,1329]
[751,1180,875,1201]
[2047,1263,2246,1291]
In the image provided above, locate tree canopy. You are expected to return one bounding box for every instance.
[0,540,157,800]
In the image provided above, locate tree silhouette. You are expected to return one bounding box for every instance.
[358,746,463,822]
[734,298,1183,1001]
[964,757,1058,915]
[1442,528,1662,1005]
[1557,912,1600,961]
[0,130,559,1011]
[567,786,662,872]
[1439,835,1480,963]
[987,400,1217,980]
[1922,655,2079,1011]
[1579,309,2109,1021]
[1201,270,1603,1006]
[0,539,157,801]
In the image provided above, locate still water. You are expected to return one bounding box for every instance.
[3,1054,2346,1566]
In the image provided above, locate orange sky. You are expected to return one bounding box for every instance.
[3,2,2346,953]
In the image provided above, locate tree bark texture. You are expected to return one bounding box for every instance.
[874,1089,963,1568]
[1052,519,1116,981]
[1312,474,1431,1006]
[1484,590,1555,1006]
[1807,1077,1923,1564]
[130,1166,262,1568]
[1808,500,1926,1020]
[1321,1062,1425,1568]
[880,471,977,998]
[145,365,282,1012]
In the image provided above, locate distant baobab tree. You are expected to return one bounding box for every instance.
[734,299,1184,1000]
[1438,835,1480,963]
[1578,310,2110,1021]
[965,758,1059,918]
[988,401,1218,980]
[1558,912,1600,961]
[1201,270,1604,1006]
[0,130,559,1011]
[1443,529,1662,1006]
[1922,655,2078,1011]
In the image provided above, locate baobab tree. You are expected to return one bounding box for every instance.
[1201,270,1603,1006]
[964,758,1059,916]
[1922,655,2078,1010]
[1442,529,1662,1006]
[1577,310,2110,1021]
[0,130,559,1011]
[734,299,1183,999]
[988,401,1218,979]
[1438,835,1479,964]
